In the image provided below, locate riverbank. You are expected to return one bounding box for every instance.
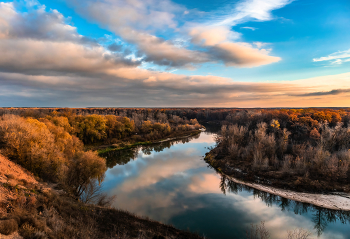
[0,155,203,239]
[205,148,350,211]
[96,129,202,154]
[225,174,350,211]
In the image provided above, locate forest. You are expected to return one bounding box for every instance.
[206,108,350,192]
[0,109,202,200]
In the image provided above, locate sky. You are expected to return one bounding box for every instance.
[0,0,349,107]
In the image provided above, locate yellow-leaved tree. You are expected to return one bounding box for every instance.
[0,115,106,197]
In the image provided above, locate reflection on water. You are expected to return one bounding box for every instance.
[101,133,201,168]
[102,132,350,239]
[220,176,350,237]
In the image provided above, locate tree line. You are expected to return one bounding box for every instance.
[211,109,350,191]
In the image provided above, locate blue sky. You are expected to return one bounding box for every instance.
[0,0,349,107]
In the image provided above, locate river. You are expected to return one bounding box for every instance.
[101,131,350,239]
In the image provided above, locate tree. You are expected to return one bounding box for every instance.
[65,150,106,197]
[74,115,107,144]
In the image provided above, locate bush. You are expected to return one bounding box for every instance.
[65,151,106,197]
[0,218,18,235]
[0,115,67,181]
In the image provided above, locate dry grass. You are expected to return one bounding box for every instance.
[0,155,37,185]
[1,178,203,239]
[0,219,18,235]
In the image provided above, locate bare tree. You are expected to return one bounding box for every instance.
[246,221,270,239]
[287,228,312,239]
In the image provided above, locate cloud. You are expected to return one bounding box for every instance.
[2,0,348,108]
[208,42,280,67]
[66,0,288,68]
[68,0,183,32]
[190,26,236,46]
[0,2,140,76]
[66,0,208,68]
[313,49,350,65]
[185,0,293,67]
[291,89,350,97]
[3,69,350,108]
[0,39,140,76]
[0,2,96,44]
[121,30,209,68]
[189,26,280,67]
[217,0,294,26]
[241,26,257,30]
[107,43,123,52]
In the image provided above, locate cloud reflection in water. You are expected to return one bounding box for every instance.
[102,132,350,239]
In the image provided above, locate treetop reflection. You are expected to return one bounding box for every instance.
[102,131,350,239]
[220,175,350,236]
[101,133,201,168]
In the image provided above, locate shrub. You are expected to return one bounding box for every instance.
[0,218,18,235]
[65,151,106,197]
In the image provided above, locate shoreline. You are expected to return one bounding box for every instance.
[0,155,204,239]
[97,130,202,154]
[222,172,350,211]
[204,149,350,211]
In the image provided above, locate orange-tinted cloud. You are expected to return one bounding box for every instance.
[0,1,349,107]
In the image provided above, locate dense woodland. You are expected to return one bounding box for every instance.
[0,108,203,144]
[0,109,201,201]
[208,108,350,192]
[2,107,350,122]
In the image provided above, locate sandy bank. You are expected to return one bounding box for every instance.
[225,174,350,211]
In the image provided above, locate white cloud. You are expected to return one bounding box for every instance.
[208,41,281,67]
[215,0,294,26]
[0,39,139,75]
[66,0,202,68]
[65,0,291,68]
[0,2,90,43]
[185,0,294,67]
[313,49,350,65]
[241,26,257,30]
[253,42,268,48]
[0,2,140,76]
[188,26,280,67]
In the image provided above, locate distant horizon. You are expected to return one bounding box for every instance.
[1,107,350,109]
[0,0,349,107]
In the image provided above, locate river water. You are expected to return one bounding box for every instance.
[101,131,350,239]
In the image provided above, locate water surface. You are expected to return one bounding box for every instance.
[102,132,350,239]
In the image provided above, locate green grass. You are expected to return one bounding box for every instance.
[97,141,152,154]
